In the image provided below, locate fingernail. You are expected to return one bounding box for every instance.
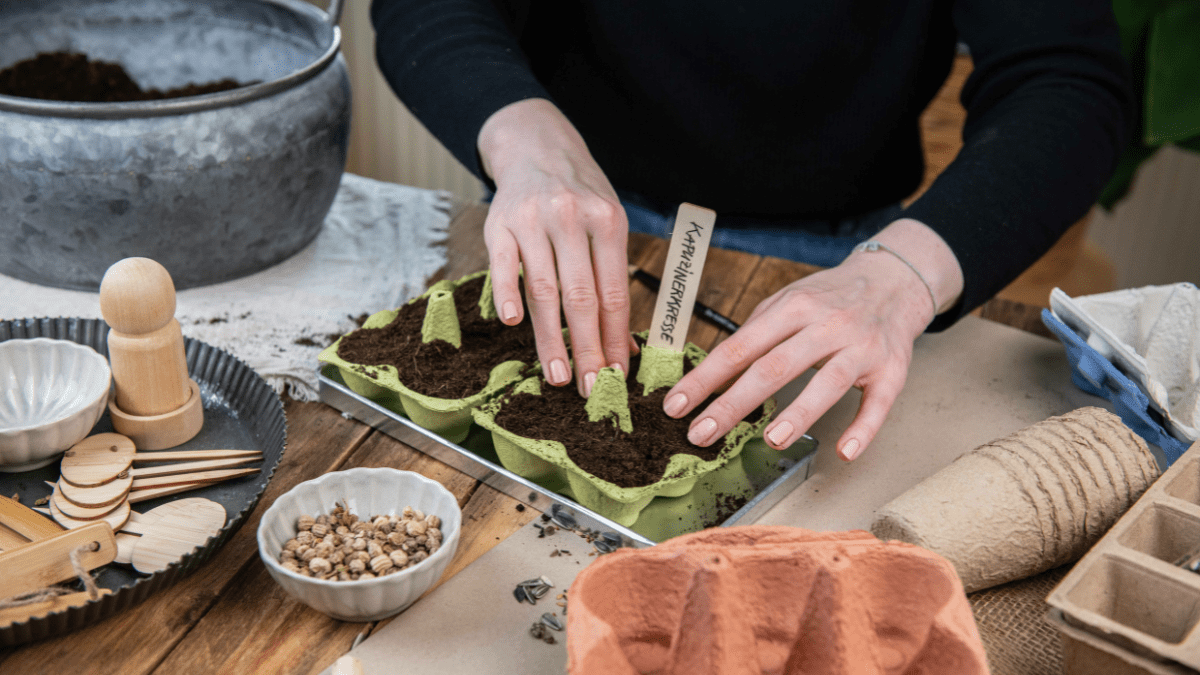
[664,393,688,417]
[502,301,518,322]
[841,438,862,461]
[583,371,597,397]
[610,362,624,377]
[767,421,793,448]
[549,359,570,385]
[688,418,718,446]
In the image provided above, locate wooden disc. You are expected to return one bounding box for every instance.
[50,486,124,521]
[59,433,136,487]
[49,497,130,532]
[56,474,133,509]
[131,499,226,574]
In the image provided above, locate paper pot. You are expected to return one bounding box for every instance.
[318,271,530,444]
[872,407,1161,592]
[472,338,773,527]
[566,526,989,675]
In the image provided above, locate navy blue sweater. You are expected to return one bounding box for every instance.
[371,0,1133,328]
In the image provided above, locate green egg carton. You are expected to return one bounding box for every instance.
[472,337,774,527]
[318,270,531,444]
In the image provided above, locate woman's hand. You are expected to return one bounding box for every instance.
[662,218,964,461]
[477,98,633,397]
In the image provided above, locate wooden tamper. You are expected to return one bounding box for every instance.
[100,258,204,450]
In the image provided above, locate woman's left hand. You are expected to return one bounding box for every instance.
[661,218,964,461]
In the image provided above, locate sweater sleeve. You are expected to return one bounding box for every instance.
[370,0,551,182]
[904,0,1134,331]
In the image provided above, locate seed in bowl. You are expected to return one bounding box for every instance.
[278,502,444,581]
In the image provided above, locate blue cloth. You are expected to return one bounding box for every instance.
[622,193,903,269]
[1042,309,1187,467]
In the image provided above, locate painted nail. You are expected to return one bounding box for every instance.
[549,359,570,385]
[688,418,718,446]
[767,421,793,448]
[841,438,863,461]
[664,393,688,417]
[583,371,597,397]
[502,301,519,322]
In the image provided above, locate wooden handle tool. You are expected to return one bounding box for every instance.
[0,522,116,600]
[0,495,65,541]
[0,523,28,552]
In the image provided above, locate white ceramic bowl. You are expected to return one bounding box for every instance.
[257,467,463,622]
[0,338,112,472]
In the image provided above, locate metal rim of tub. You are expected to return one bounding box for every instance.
[0,0,345,119]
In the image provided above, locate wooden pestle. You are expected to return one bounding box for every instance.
[100,258,204,450]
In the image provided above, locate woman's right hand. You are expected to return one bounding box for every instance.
[477,98,634,398]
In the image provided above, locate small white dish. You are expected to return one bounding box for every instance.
[0,338,112,472]
[257,467,462,622]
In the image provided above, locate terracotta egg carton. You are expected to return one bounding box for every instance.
[1047,440,1200,671]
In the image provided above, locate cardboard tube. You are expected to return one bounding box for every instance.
[871,407,1161,592]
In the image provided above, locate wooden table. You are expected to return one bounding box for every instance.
[0,204,1052,674]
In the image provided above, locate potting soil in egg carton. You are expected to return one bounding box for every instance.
[1047,439,1200,674]
[317,271,817,545]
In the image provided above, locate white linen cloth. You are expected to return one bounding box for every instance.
[0,174,451,401]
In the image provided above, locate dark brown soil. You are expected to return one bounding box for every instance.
[336,276,539,399]
[0,52,250,103]
[492,345,767,488]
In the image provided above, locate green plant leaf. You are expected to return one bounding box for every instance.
[1176,132,1200,153]
[1111,0,1173,59]
[1099,143,1159,210]
[1145,1,1200,145]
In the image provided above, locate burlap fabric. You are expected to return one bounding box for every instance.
[969,566,1070,675]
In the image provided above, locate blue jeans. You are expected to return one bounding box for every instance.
[620,191,904,268]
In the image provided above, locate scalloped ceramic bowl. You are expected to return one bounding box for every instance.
[257,467,462,622]
[0,338,111,472]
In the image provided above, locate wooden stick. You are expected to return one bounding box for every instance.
[0,522,28,552]
[129,456,261,479]
[0,522,115,599]
[129,468,259,492]
[0,495,65,541]
[132,449,262,463]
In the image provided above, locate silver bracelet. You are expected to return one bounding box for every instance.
[851,240,939,317]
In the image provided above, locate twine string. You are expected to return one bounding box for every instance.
[0,541,102,609]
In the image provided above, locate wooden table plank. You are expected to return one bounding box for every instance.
[0,401,372,674]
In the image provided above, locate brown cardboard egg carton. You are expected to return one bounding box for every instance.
[1047,440,1200,672]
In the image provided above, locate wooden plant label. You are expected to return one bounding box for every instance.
[647,203,717,351]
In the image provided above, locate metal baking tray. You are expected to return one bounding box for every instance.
[318,364,815,547]
[0,317,286,646]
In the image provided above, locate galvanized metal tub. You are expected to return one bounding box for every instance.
[0,0,350,290]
